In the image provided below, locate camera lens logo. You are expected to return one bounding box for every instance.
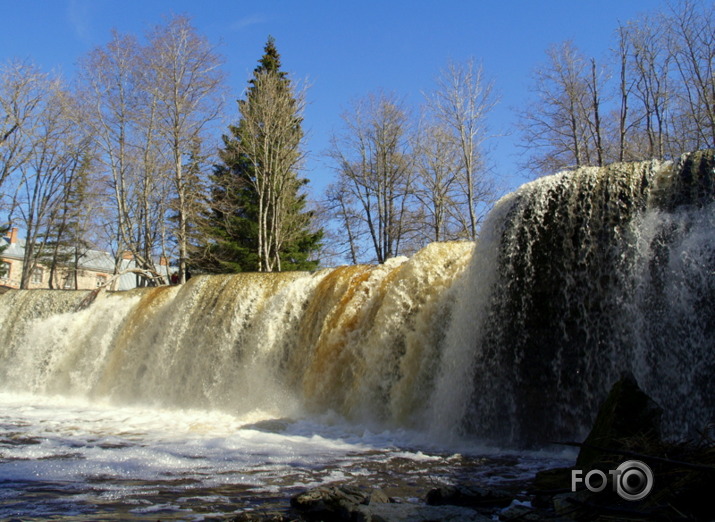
[571,460,654,501]
[614,460,653,501]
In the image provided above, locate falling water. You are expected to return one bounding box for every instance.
[0,151,712,451]
[0,241,474,433]
[428,151,714,446]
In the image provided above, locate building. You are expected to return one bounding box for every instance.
[0,228,173,291]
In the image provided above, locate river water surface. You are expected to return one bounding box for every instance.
[0,393,570,520]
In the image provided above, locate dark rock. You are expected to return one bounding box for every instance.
[531,467,572,493]
[528,468,578,515]
[425,485,513,508]
[576,372,662,469]
[354,502,491,521]
[290,485,390,521]
[551,490,591,517]
[367,488,391,505]
[499,503,546,521]
[231,512,295,522]
[529,493,553,510]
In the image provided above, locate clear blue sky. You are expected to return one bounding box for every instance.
[1,0,675,200]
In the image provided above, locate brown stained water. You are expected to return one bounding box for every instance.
[0,154,712,518]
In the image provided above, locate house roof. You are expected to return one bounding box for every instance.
[0,235,174,291]
[1,236,116,272]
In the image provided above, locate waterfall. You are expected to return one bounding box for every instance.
[0,241,473,430]
[428,151,714,446]
[0,151,712,448]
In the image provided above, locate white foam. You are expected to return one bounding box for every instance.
[0,392,569,518]
[0,392,457,484]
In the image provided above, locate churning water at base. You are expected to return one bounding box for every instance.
[0,393,565,520]
[0,152,713,517]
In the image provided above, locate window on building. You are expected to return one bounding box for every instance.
[31,267,43,284]
[96,275,107,288]
[63,275,74,290]
[0,262,10,280]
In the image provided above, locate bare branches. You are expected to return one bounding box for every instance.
[412,121,468,243]
[327,91,416,264]
[666,0,715,151]
[145,15,226,282]
[234,68,310,272]
[0,60,47,201]
[76,30,147,274]
[520,1,715,176]
[75,16,225,284]
[324,61,499,264]
[517,41,605,175]
[424,59,498,240]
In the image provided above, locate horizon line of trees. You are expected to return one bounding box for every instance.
[0,15,227,288]
[1,1,714,283]
[323,59,499,264]
[518,0,715,174]
[321,0,715,264]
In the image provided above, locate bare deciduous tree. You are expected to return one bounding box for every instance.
[425,59,498,238]
[666,0,715,151]
[12,82,83,288]
[616,16,673,161]
[323,179,367,265]
[146,15,225,282]
[615,24,635,163]
[133,49,171,281]
[0,60,46,206]
[77,17,224,284]
[521,2,715,174]
[40,136,97,290]
[413,121,469,242]
[328,92,416,264]
[518,41,610,175]
[76,31,152,277]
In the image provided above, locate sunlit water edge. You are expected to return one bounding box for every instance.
[0,392,574,520]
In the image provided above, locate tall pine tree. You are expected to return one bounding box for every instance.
[197,36,322,273]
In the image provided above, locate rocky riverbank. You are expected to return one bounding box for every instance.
[226,373,715,522]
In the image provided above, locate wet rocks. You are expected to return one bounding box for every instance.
[289,485,388,520]
[288,484,494,521]
[576,371,662,469]
[529,374,715,521]
[354,502,491,521]
[425,484,513,509]
[231,512,295,522]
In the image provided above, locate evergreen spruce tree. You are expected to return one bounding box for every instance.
[198,36,322,273]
